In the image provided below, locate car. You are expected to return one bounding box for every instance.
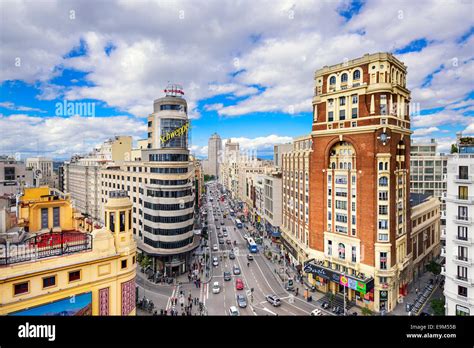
[266,294,281,307]
[216,225,220,230]
[220,221,225,225]
[212,281,221,294]
[223,231,228,237]
[228,306,240,316]
[223,271,232,281]
[226,239,232,245]
[243,234,249,239]
[214,217,218,221]
[213,244,218,251]
[222,227,227,232]
[233,265,241,275]
[310,309,322,316]
[229,252,235,260]
[247,254,254,261]
[235,278,244,290]
[236,294,247,308]
[218,232,223,238]
[219,239,225,244]
[212,257,219,267]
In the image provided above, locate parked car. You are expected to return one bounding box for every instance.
[235,278,244,290]
[229,252,235,260]
[223,271,232,281]
[212,257,219,267]
[266,294,281,307]
[310,309,322,316]
[226,239,232,245]
[213,244,218,251]
[236,294,247,308]
[219,239,225,245]
[218,232,223,238]
[220,221,225,225]
[228,306,240,316]
[233,265,241,275]
[212,281,221,294]
[223,231,228,237]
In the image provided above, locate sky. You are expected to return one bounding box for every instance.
[0,0,473,160]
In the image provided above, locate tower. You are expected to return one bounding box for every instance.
[307,53,412,313]
[104,190,135,252]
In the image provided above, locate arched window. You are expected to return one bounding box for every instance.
[379,162,384,171]
[353,70,360,80]
[379,176,388,187]
[341,73,348,83]
[338,243,345,259]
[384,162,389,171]
[331,162,336,169]
[330,76,336,85]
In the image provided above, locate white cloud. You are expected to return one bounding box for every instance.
[0,101,45,113]
[0,113,146,158]
[412,112,473,128]
[412,127,439,136]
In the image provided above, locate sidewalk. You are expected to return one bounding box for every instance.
[390,271,438,316]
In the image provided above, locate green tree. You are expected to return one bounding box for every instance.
[451,144,458,154]
[139,254,152,270]
[361,306,373,316]
[430,298,445,316]
[426,260,441,276]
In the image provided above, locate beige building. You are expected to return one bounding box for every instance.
[219,139,240,196]
[0,156,34,197]
[410,193,441,281]
[207,133,222,178]
[26,157,53,187]
[281,135,313,267]
[62,136,132,221]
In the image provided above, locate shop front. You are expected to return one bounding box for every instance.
[303,260,375,309]
[281,235,299,267]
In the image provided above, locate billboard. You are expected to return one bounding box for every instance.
[10,292,92,316]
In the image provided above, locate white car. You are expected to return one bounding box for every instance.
[212,256,219,267]
[310,309,323,316]
[228,306,240,316]
[213,244,218,251]
[212,281,221,294]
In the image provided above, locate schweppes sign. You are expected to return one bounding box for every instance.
[160,122,190,144]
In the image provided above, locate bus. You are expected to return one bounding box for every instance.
[235,219,243,229]
[246,237,258,253]
[230,209,235,217]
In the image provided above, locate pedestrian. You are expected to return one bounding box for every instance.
[415,288,419,295]
[164,310,167,316]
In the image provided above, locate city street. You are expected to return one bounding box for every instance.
[136,181,327,316]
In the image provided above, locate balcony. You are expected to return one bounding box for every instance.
[441,266,446,276]
[454,216,472,225]
[441,247,446,257]
[454,175,473,184]
[453,234,473,245]
[441,228,446,240]
[447,195,474,205]
[455,255,473,265]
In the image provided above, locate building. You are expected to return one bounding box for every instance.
[281,135,312,269]
[0,188,137,316]
[207,133,222,178]
[26,157,53,187]
[305,53,412,313]
[262,172,283,239]
[273,143,293,170]
[410,193,441,282]
[0,156,34,197]
[219,139,240,196]
[444,135,474,316]
[101,85,198,276]
[62,137,132,221]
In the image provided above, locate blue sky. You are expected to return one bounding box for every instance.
[0,0,473,159]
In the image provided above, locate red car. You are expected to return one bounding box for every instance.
[235,278,244,290]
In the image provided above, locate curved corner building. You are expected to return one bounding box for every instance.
[100,85,198,276]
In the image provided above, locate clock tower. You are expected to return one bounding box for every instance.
[306,53,413,313]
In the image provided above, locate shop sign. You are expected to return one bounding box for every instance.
[339,274,367,294]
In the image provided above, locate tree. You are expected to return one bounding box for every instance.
[139,254,152,270]
[426,260,441,276]
[431,298,445,316]
[451,144,458,154]
[361,306,373,316]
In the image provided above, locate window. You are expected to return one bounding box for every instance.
[110,212,115,232]
[53,207,60,227]
[379,191,388,201]
[339,97,346,106]
[459,166,469,180]
[42,276,56,288]
[14,282,29,295]
[341,73,348,83]
[378,219,388,229]
[456,305,470,316]
[379,205,388,215]
[328,111,334,122]
[351,107,358,119]
[4,167,15,181]
[380,252,387,270]
[458,186,468,200]
[353,70,360,80]
[338,243,345,259]
[328,240,332,255]
[41,208,48,229]
[69,270,81,282]
[379,176,388,187]
[329,76,336,85]
[121,259,127,269]
[457,226,468,241]
[458,246,468,261]
[458,286,468,297]
[351,246,357,262]
[339,109,346,120]
[457,266,468,281]
[120,211,125,232]
[458,206,468,220]
[380,95,387,115]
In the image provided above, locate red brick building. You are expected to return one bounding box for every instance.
[304,53,413,313]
